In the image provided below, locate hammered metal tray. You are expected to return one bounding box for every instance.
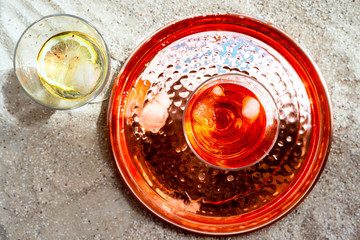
[107,14,332,235]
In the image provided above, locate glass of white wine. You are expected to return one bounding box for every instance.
[14,14,110,109]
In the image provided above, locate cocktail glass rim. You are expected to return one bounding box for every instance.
[182,72,280,170]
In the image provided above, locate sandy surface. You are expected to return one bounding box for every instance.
[0,0,359,239]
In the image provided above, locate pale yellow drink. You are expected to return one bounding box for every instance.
[37,31,106,100]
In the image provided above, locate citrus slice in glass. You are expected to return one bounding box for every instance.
[37,31,101,99]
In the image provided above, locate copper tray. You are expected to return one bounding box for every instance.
[107,14,332,235]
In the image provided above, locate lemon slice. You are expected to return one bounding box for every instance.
[37,32,101,98]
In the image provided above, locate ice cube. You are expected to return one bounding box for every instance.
[192,99,215,127]
[73,61,101,94]
[139,99,169,133]
[154,91,171,108]
[242,97,260,121]
[212,85,224,97]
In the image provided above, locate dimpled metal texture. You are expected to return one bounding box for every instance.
[124,31,312,217]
